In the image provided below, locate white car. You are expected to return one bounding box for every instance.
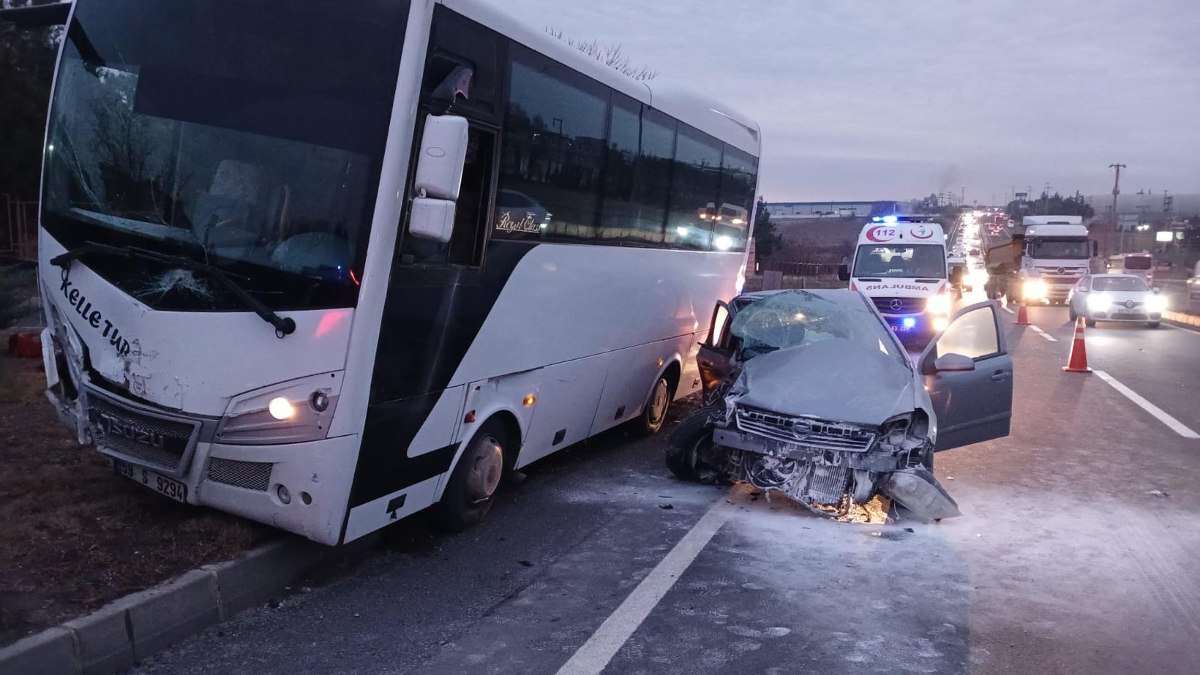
[1068,274,1168,328]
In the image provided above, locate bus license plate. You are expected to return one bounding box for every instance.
[113,459,189,503]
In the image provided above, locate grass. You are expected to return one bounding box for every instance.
[0,351,269,646]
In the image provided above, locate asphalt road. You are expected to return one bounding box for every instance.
[136,305,1200,675]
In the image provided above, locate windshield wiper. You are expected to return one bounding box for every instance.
[51,242,297,337]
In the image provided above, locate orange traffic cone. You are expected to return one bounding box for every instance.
[1015,302,1030,326]
[1063,316,1092,373]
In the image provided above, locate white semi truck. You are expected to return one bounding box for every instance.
[984,215,1096,305]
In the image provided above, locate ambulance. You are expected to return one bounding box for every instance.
[838,216,952,340]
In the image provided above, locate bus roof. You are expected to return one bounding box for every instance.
[443,0,761,156]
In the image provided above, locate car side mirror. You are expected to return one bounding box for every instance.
[837,264,850,282]
[410,114,469,243]
[932,353,976,373]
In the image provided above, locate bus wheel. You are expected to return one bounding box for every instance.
[435,422,507,531]
[638,375,674,435]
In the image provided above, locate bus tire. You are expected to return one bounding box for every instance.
[434,421,507,532]
[637,374,675,436]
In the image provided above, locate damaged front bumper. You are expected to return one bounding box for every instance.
[700,411,959,522]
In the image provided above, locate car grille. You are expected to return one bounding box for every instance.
[872,297,925,314]
[88,393,199,475]
[735,407,876,452]
[207,458,273,492]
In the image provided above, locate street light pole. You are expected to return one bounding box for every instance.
[1109,163,1126,252]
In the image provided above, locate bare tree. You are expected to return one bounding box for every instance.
[545,27,658,82]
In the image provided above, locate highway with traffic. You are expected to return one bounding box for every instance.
[136,225,1200,674]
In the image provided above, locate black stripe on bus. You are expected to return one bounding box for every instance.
[346,240,537,511]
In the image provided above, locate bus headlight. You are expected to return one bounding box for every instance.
[1087,294,1113,313]
[1023,278,1047,300]
[1145,295,1168,313]
[217,372,343,445]
[925,293,952,315]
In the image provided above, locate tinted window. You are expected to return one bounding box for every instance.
[1093,276,1149,292]
[599,97,670,244]
[716,146,756,252]
[496,51,607,242]
[1123,256,1153,270]
[665,126,722,250]
[937,306,1000,360]
[423,7,500,120]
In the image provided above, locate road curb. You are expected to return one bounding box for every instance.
[1163,310,1199,328]
[0,538,326,675]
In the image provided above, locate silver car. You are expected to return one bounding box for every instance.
[1067,274,1168,328]
[671,289,1014,521]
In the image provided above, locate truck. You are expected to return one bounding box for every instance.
[838,215,953,341]
[984,215,1097,305]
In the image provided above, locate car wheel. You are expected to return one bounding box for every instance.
[1147,322,1160,329]
[666,403,720,481]
[434,421,507,531]
[1085,319,1096,328]
[637,374,674,436]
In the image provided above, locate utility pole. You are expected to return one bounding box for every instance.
[1042,182,1051,215]
[1109,163,1126,252]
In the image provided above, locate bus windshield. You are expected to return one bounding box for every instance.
[852,244,945,279]
[1026,238,1090,260]
[41,0,408,311]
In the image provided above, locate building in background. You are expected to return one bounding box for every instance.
[763,200,900,219]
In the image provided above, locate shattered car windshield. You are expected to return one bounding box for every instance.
[730,291,904,365]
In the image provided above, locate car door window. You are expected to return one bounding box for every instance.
[707,303,731,350]
[936,304,1000,360]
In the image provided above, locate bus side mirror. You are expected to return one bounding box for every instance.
[410,114,469,243]
[838,264,850,282]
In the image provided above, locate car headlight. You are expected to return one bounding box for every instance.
[970,268,989,286]
[1146,295,1168,313]
[1023,278,1047,300]
[216,371,343,445]
[1087,294,1112,313]
[925,293,952,315]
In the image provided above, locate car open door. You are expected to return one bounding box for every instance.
[918,301,1013,451]
[697,300,734,397]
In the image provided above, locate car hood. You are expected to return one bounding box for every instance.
[731,338,917,426]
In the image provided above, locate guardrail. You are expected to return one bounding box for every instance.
[761,261,842,277]
[1,194,38,261]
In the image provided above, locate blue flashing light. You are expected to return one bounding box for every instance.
[883,215,899,224]
[872,216,882,222]
[902,317,917,329]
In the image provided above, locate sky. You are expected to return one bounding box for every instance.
[482,0,1200,204]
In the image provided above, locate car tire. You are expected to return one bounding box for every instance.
[1147,322,1160,329]
[1068,307,1077,321]
[434,421,508,532]
[666,403,720,481]
[636,374,674,436]
[1085,319,1096,328]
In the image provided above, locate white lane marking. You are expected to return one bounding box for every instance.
[1001,306,1014,315]
[1095,370,1200,440]
[556,501,731,675]
[1030,325,1058,342]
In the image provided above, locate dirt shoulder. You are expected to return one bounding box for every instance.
[0,347,270,647]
